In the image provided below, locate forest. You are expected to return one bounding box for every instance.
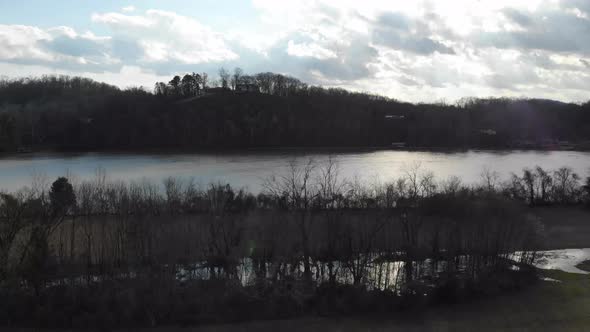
[1,71,590,152]
[0,160,589,328]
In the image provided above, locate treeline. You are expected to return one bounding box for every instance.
[154,68,308,97]
[0,162,588,328]
[1,73,590,151]
[0,76,120,104]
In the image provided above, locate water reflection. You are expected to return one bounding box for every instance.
[0,150,589,193]
[534,249,590,274]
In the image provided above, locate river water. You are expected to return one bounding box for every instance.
[0,149,589,192]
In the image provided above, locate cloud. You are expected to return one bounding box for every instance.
[501,8,534,27]
[0,25,53,61]
[287,40,337,60]
[474,7,590,53]
[0,24,118,72]
[561,0,590,15]
[92,9,238,65]
[371,12,455,55]
[91,12,152,28]
[1,1,590,102]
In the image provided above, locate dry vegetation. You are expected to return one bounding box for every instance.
[0,160,588,328]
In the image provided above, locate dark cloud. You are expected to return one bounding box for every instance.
[501,8,534,27]
[475,10,590,53]
[371,11,455,55]
[477,30,579,52]
[263,32,378,82]
[42,36,106,57]
[485,67,540,90]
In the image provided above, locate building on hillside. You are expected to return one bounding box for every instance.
[235,83,260,94]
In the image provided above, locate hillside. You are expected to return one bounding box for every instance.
[1,75,589,152]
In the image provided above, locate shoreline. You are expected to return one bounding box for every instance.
[1,146,590,158]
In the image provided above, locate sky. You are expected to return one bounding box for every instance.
[1,0,590,102]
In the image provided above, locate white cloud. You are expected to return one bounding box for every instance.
[92,9,238,65]
[0,62,168,90]
[0,25,53,61]
[91,12,153,28]
[1,1,589,102]
[287,40,337,59]
[0,24,113,68]
[247,0,590,102]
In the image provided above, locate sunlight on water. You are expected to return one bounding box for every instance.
[0,150,589,193]
[534,249,590,274]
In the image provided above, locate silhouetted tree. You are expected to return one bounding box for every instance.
[231,67,243,90]
[201,72,209,89]
[218,68,230,89]
[49,177,76,217]
[154,82,168,96]
[1,74,590,152]
[169,75,181,96]
[181,74,196,97]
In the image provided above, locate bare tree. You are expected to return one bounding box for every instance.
[552,167,580,204]
[201,72,208,89]
[218,68,230,89]
[480,167,500,192]
[535,166,552,204]
[402,161,422,200]
[0,191,31,280]
[231,67,243,90]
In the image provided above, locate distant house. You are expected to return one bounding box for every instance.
[235,83,260,94]
[205,87,230,94]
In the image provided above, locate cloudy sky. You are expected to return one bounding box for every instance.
[1,0,589,102]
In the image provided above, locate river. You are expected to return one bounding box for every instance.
[0,149,589,192]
